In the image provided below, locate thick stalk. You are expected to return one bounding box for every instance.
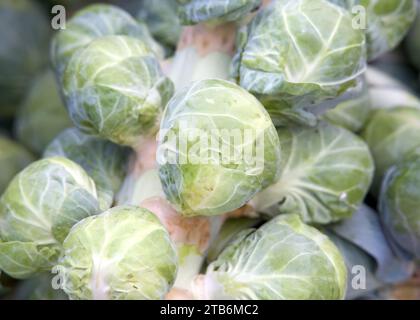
[163,1,277,299]
[169,23,236,90]
[118,22,238,296]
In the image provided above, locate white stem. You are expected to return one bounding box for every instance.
[116,136,158,205]
[168,22,237,90]
[119,21,240,298]
[139,196,225,291]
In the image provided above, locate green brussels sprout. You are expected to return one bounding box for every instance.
[193,214,347,300]
[177,0,262,25]
[51,4,164,81]
[362,107,420,196]
[406,5,420,71]
[14,70,72,155]
[232,0,367,126]
[11,273,68,300]
[62,35,174,147]
[44,128,131,211]
[136,0,182,49]
[0,157,100,279]
[323,79,371,132]
[379,150,420,260]
[0,0,50,117]
[158,79,281,217]
[60,206,177,300]
[0,135,35,194]
[331,0,418,61]
[253,122,374,224]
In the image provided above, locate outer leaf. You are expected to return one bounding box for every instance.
[323,78,371,132]
[329,205,414,282]
[323,232,382,299]
[177,0,262,25]
[196,214,347,300]
[325,205,414,299]
[232,0,366,126]
[252,122,374,224]
[60,206,177,300]
[0,241,60,279]
[44,128,130,210]
[63,35,174,147]
[136,0,182,48]
[158,79,281,217]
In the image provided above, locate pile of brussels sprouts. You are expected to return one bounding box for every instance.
[0,0,420,300]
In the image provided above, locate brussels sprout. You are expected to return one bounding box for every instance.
[0,0,50,117]
[406,5,420,71]
[158,79,281,217]
[331,0,417,60]
[323,78,371,132]
[232,0,367,126]
[60,206,177,300]
[136,0,182,49]
[14,70,72,155]
[252,122,374,224]
[62,35,174,147]
[0,135,35,195]
[51,4,164,81]
[11,273,68,300]
[177,0,262,25]
[366,67,420,110]
[0,157,100,279]
[44,128,131,211]
[362,107,420,196]
[193,214,347,300]
[379,151,420,260]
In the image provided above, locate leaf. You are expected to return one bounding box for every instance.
[0,241,60,279]
[253,122,374,224]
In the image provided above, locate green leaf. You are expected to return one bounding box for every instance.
[253,122,374,224]
[0,241,60,279]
